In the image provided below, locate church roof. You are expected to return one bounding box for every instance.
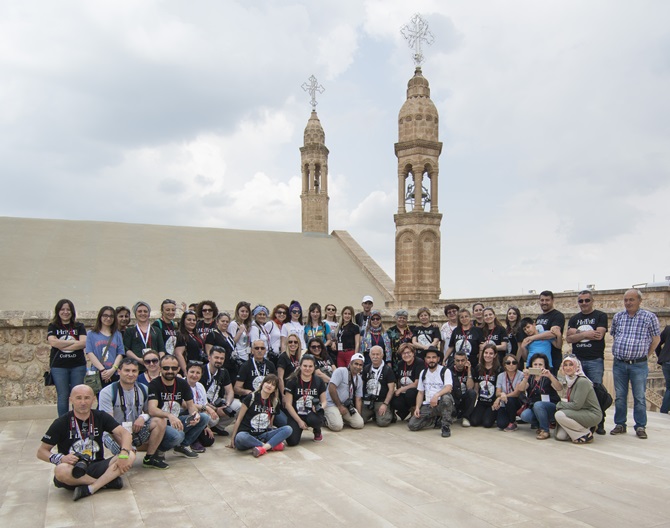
[0,217,393,313]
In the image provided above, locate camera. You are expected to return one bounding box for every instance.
[212,398,237,417]
[71,452,92,479]
[342,398,357,416]
[311,396,323,413]
[362,395,376,411]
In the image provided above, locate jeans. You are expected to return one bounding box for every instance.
[159,424,186,451]
[613,359,648,428]
[51,366,86,416]
[520,401,556,432]
[177,413,210,447]
[580,358,604,384]
[661,362,670,414]
[234,426,292,451]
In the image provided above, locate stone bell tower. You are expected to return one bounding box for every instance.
[300,75,329,234]
[394,15,443,305]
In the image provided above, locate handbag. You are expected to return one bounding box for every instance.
[43,353,57,386]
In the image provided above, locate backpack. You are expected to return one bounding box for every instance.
[592,382,613,413]
[420,366,450,387]
[110,381,148,411]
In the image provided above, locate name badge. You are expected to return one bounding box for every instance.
[337,343,343,351]
[122,421,133,434]
[541,394,550,402]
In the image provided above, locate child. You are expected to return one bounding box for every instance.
[517,318,554,368]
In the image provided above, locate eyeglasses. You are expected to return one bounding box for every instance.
[253,346,266,350]
[185,310,196,315]
[309,345,322,350]
[578,299,592,304]
[401,350,414,355]
[162,366,179,371]
[505,360,518,365]
[163,299,176,305]
[276,311,287,315]
[144,358,159,364]
[101,313,114,319]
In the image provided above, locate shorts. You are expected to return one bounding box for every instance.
[53,458,111,491]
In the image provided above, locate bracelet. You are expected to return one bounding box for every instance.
[49,453,63,465]
[118,454,129,460]
[112,365,118,370]
[119,448,130,455]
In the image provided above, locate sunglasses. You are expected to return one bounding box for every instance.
[288,340,299,345]
[162,366,179,371]
[371,317,381,321]
[505,360,517,365]
[291,309,301,314]
[202,308,213,312]
[144,358,159,364]
[309,345,322,349]
[577,299,592,304]
[253,346,266,350]
[276,311,287,315]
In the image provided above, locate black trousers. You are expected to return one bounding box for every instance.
[391,388,418,420]
[453,388,477,420]
[286,411,324,446]
[496,396,522,429]
[470,401,496,428]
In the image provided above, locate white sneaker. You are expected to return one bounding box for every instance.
[462,418,471,427]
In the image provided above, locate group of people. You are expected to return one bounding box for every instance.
[40,289,664,500]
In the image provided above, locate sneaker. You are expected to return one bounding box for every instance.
[441,426,451,438]
[174,445,199,458]
[156,450,166,461]
[191,442,206,453]
[272,442,285,452]
[213,426,230,437]
[504,423,518,432]
[313,432,323,442]
[610,424,627,435]
[103,477,124,490]
[252,446,267,458]
[635,427,648,439]
[143,455,170,470]
[461,418,471,428]
[73,485,92,502]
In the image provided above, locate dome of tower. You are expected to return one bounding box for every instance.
[398,67,439,143]
[304,111,325,145]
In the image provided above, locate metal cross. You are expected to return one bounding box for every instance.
[302,75,325,110]
[401,13,434,66]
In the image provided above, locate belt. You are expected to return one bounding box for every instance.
[615,356,647,365]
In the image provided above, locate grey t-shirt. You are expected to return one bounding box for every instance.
[325,367,363,407]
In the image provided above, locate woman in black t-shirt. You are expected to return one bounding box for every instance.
[335,306,360,368]
[505,306,523,358]
[284,355,327,445]
[47,299,88,417]
[174,311,207,374]
[446,309,485,367]
[230,374,292,457]
[482,307,509,366]
[277,332,302,399]
[307,338,334,384]
[411,307,441,357]
[195,300,218,342]
[470,344,501,428]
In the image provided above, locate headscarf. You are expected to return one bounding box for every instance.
[252,305,269,317]
[132,301,151,315]
[561,355,587,388]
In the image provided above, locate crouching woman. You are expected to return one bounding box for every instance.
[230,374,292,457]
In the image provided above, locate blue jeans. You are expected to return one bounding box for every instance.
[178,413,210,447]
[520,401,556,432]
[51,366,86,416]
[661,362,670,414]
[159,424,186,451]
[580,358,604,385]
[613,359,648,428]
[234,426,292,451]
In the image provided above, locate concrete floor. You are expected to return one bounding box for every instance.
[1,411,669,528]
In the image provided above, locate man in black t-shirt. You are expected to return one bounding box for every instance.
[147,355,209,459]
[202,346,241,434]
[449,350,477,426]
[37,385,135,501]
[355,295,374,337]
[361,346,396,426]
[566,290,608,384]
[523,291,565,374]
[235,340,277,397]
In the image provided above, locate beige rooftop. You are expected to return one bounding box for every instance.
[0,217,394,312]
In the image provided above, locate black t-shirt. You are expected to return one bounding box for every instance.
[147,377,193,416]
[449,326,485,365]
[41,409,120,461]
[337,322,361,350]
[176,332,207,364]
[505,326,525,356]
[355,312,371,333]
[481,325,509,347]
[196,320,216,342]
[525,376,560,404]
[363,363,396,402]
[152,319,178,356]
[535,309,565,358]
[411,325,441,347]
[568,310,608,360]
[450,366,471,397]
[205,330,236,373]
[472,365,499,404]
[200,367,233,402]
[394,358,425,387]
[48,322,87,368]
[238,392,278,435]
[277,352,300,381]
[314,355,334,378]
[284,375,327,415]
[236,358,277,392]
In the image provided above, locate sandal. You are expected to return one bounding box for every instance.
[573,433,593,444]
[536,430,550,440]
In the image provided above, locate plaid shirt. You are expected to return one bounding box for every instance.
[611,309,660,361]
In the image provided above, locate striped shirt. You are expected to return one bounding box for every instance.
[611,309,660,361]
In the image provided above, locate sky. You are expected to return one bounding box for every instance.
[2,0,669,299]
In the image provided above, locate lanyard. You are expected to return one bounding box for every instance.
[299,377,313,406]
[252,358,267,377]
[162,379,178,414]
[136,324,151,348]
[506,373,516,393]
[71,412,95,444]
[118,385,140,421]
[189,332,204,351]
[259,395,273,423]
[401,361,413,381]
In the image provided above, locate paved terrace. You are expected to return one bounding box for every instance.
[1,411,669,528]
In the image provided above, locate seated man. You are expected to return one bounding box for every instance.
[98,357,176,469]
[361,345,396,427]
[518,318,554,368]
[37,384,135,501]
[147,355,209,458]
[324,353,365,431]
[449,350,477,427]
[408,346,454,438]
[234,340,277,397]
[201,346,242,435]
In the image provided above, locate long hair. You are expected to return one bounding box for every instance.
[324,304,338,323]
[271,304,289,324]
[306,337,328,361]
[479,343,500,373]
[505,306,522,333]
[52,299,77,327]
[341,306,355,326]
[483,307,504,330]
[307,302,322,326]
[179,310,198,341]
[93,306,117,333]
[234,301,252,329]
[253,373,280,408]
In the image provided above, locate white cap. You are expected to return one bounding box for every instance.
[349,353,365,365]
[361,295,374,303]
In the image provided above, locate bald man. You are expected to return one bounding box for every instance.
[37,384,135,501]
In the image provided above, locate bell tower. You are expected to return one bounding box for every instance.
[300,75,329,234]
[394,15,443,305]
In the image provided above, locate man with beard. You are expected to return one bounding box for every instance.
[361,346,396,426]
[201,346,241,436]
[147,355,209,459]
[522,291,565,374]
[408,346,454,438]
[449,350,476,427]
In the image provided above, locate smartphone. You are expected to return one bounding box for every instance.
[188,412,198,424]
[526,367,542,376]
